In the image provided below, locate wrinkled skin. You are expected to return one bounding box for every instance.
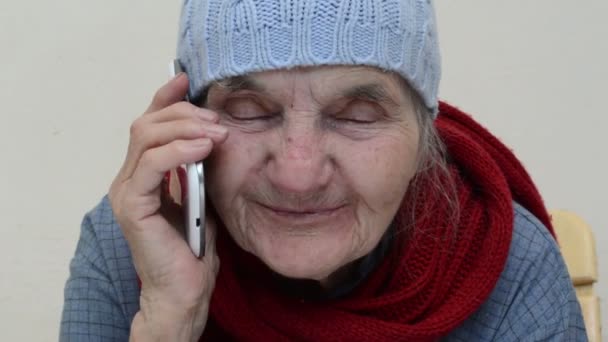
[205,66,420,286]
[109,66,420,340]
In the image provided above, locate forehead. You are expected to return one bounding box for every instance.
[253,65,399,84]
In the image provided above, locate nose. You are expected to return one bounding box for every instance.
[265,115,332,195]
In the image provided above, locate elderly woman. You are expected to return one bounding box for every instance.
[61,0,587,341]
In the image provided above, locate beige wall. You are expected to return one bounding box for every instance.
[0,1,605,340]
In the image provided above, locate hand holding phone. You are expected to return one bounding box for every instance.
[169,59,205,258]
[109,65,222,340]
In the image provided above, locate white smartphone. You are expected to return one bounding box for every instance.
[169,59,205,258]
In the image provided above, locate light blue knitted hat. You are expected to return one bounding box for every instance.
[177,0,441,115]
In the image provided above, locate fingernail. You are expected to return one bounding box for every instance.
[206,125,228,136]
[196,108,218,121]
[172,72,186,82]
[191,138,212,148]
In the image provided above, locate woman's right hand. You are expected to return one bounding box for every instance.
[108,73,227,341]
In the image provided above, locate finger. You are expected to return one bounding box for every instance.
[140,119,228,149]
[121,101,220,182]
[120,117,227,181]
[141,102,219,125]
[130,138,214,197]
[145,73,190,114]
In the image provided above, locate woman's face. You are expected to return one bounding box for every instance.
[205,66,420,285]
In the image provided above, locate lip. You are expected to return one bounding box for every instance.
[255,202,348,223]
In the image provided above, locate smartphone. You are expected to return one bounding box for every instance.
[169,59,205,258]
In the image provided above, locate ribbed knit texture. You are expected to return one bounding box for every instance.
[177,0,441,114]
[192,102,555,341]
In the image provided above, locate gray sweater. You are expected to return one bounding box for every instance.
[60,197,587,341]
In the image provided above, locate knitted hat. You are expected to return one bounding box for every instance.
[177,0,441,115]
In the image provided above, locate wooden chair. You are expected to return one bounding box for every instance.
[551,210,601,341]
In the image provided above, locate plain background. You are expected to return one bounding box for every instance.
[0,1,606,340]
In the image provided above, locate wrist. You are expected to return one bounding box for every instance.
[130,297,208,342]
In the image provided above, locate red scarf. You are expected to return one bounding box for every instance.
[152,102,553,341]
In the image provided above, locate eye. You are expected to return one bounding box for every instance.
[332,101,383,124]
[224,98,274,121]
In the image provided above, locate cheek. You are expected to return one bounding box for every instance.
[320,133,417,262]
[339,134,418,214]
[206,132,265,215]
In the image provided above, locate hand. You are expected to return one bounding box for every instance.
[108,73,227,341]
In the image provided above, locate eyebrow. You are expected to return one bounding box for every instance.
[217,75,266,93]
[340,83,399,108]
[211,77,400,108]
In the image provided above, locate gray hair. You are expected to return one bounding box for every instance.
[401,90,460,235]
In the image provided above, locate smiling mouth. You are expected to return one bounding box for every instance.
[256,202,347,220]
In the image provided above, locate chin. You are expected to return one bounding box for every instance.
[225,203,377,281]
[262,253,337,281]
[247,227,358,281]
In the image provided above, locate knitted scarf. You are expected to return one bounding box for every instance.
[165,102,554,341]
